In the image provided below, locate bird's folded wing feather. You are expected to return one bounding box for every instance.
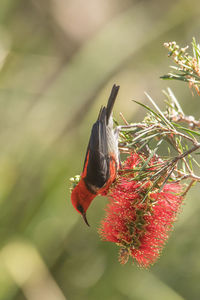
[83,107,109,188]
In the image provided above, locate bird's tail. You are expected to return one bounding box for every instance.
[106,84,120,124]
[97,84,120,124]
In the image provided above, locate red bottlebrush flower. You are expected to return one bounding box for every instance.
[99,153,184,268]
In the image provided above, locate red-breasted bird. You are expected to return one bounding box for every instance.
[71,84,120,226]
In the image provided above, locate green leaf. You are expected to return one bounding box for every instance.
[188,154,193,171]
[192,157,200,168]
[133,100,162,121]
[172,123,200,137]
[167,88,184,115]
[159,165,176,192]
[192,37,200,64]
[160,75,175,80]
[137,139,151,152]
[144,92,174,129]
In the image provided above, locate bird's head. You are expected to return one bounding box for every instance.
[70,179,96,226]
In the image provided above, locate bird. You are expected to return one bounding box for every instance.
[71,84,120,226]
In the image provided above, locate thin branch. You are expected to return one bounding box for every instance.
[182,180,196,197]
[172,143,200,163]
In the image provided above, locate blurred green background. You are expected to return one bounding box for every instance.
[0,0,200,299]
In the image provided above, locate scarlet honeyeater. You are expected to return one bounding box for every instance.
[71,85,120,226]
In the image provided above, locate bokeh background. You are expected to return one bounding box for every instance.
[1,0,200,299]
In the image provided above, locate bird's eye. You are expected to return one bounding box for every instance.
[77,203,84,213]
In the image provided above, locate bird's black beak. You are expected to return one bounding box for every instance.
[82,212,90,227]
